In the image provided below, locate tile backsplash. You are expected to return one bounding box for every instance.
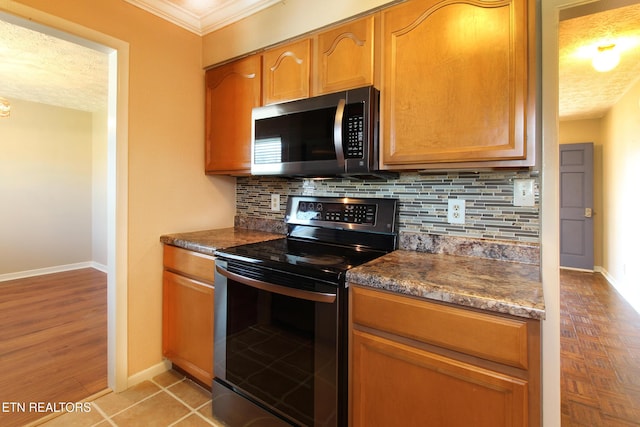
[236,170,540,244]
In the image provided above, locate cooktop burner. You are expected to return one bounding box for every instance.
[216,237,386,279]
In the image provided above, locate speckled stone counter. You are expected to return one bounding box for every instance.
[346,250,545,320]
[160,227,283,256]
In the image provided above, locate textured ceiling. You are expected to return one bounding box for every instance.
[0,19,109,113]
[559,2,640,121]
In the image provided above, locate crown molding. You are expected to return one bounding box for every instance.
[125,0,282,36]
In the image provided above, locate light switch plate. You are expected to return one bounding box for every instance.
[513,179,535,206]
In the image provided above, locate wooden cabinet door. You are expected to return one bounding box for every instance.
[205,55,261,175]
[163,270,214,385]
[315,16,375,95]
[351,329,528,427]
[263,39,311,104]
[380,0,531,168]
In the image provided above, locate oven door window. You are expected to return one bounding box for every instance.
[219,275,339,426]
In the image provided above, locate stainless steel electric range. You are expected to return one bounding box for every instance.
[212,196,398,427]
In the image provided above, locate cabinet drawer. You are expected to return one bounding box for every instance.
[163,245,215,284]
[351,286,529,369]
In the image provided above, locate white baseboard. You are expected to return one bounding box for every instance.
[0,262,107,282]
[560,266,594,273]
[599,267,640,315]
[91,261,108,273]
[127,359,172,388]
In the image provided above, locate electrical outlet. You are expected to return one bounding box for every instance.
[270,194,280,211]
[447,199,465,224]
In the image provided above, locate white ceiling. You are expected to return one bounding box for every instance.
[1,1,639,119]
[559,1,640,121]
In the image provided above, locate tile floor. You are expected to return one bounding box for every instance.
[31,370,223,427]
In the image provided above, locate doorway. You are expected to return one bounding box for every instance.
[557,0,640,309]
[0,7,129,393]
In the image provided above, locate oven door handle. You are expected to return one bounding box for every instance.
[216,265,337,304]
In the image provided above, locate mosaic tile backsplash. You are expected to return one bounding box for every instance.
[236,171,540,244]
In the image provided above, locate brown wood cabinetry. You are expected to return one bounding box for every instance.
[162,245,215,385]
[380,0,535,168]
[263,39,311,105]
[315,16,376,95]
[350,285,540,427]
[204,0,537,174]
[205,55,261,175]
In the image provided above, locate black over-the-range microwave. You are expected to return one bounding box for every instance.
[251,86,393,179]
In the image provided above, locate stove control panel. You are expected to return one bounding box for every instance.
[297,202,376,224]
[286,196,398,235]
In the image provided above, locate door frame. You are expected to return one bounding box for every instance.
[0,2,130,392]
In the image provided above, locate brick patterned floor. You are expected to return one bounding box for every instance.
[560,270,640,426]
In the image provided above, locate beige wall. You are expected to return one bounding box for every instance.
[558,118,603,268]
[601,77,640,306]
[202,0,399,66]
[0,99,93,275]
[5,0,236,377]
[92,108,108,268]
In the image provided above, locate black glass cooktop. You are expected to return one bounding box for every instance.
[214,237,387,282]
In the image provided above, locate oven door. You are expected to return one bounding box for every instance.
[214,258,346,427]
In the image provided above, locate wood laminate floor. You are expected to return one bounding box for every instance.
[0,268,108,427]
[560,269,640,426]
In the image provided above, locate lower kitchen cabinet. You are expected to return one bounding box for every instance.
[162,245,215,385]
[350,285,540,427]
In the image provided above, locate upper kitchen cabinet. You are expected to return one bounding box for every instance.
[205,55,261,175]
[380,0,535,169]
[263,39,311,105]
[315,16,376,95]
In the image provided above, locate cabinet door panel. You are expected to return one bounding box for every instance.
[316,16,375,94]
[351,330,528,427]
[205,55,261,175]
[263,39,311,104]
[163,245,215,284]
[381,0,529,166]
[163,270,214,385]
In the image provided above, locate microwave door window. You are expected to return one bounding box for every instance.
[254,107,338,167]
[298,107,337,161]
[254,116,286,165]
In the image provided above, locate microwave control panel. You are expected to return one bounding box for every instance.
[344,103,365,159]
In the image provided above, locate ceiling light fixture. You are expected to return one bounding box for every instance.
[592,44,620,73]
[0,97,10,117]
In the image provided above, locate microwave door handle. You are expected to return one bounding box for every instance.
[333,98,346,171]
[216,264,337,304]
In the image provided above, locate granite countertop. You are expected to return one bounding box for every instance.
[346,250,545,320]
[161,227,544,320]
[160,227,283,256]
